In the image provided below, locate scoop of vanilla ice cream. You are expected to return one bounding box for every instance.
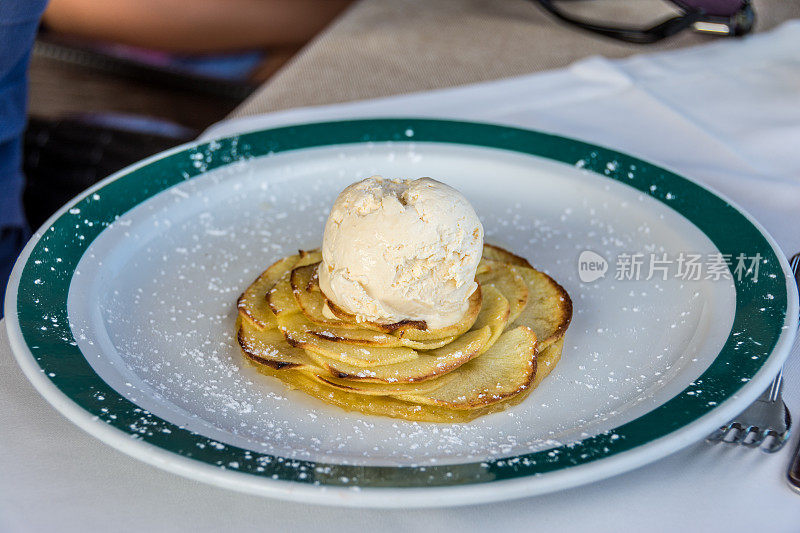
[318,176,484,329]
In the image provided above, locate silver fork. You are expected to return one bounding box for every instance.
[706,252,799,453]
[706,369,791,452]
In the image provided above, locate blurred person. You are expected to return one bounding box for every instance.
[42,0,353,52]
[0,0,48,315]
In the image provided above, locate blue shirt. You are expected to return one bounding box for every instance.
[1,0,48,229]
[1,0,47,312]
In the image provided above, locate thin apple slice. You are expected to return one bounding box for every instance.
[251,365,482,423]
[482,243,533,268]
[286,308,456,350]
[290,263,457,349]
[276,279,423,367]
[309,371,457,396]
[295,260,482,341]
[309,263,428,334]
[280,313,421,367]
[511,266,573,350]
[531,336,564,389]
[266,251,321,316]
[237,255,300,330]
[325,285,483,341]
[476,259,528,325]
[395,284,483,341]
[324,298,427,333]
[468,285,510,355]
[266,270,297,316]
[248,331,563,423]
[394,326,537,409]
[237,321,314,371]
[290,263,363,329]
[308,326,491,383]
[307,286,507,381]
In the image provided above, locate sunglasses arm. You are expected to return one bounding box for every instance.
[533,0,706,44]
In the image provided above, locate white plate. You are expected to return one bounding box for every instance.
[6,119,797,507]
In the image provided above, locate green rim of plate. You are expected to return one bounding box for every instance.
[14,119,789,488]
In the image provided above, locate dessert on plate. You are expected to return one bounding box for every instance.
[236,176,572,422]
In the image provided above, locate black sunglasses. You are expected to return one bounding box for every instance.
[532,0,755,44]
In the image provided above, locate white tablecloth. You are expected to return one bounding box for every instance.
[3,21,800,533]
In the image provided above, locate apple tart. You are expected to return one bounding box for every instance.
[236,245,572,422]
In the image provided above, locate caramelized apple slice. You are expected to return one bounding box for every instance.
[290,263,456,349]
[325,285,483,342]
[531,336,564,389]
[393,326,537,409]
[476,259,528,325]
[308,326,491,383]
[266,251,321,316]
[511,266,572,350]
[290,263,362,329]
[467,285,510,355]
[237,321,314,371]
[250,365,481,423]
[243,327,565,422]
[310,371,457,396]
[237,255,300,330]
[482,243,533,268]
[281,315,421,367]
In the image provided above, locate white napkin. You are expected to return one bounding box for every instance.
[3,20,799,533]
